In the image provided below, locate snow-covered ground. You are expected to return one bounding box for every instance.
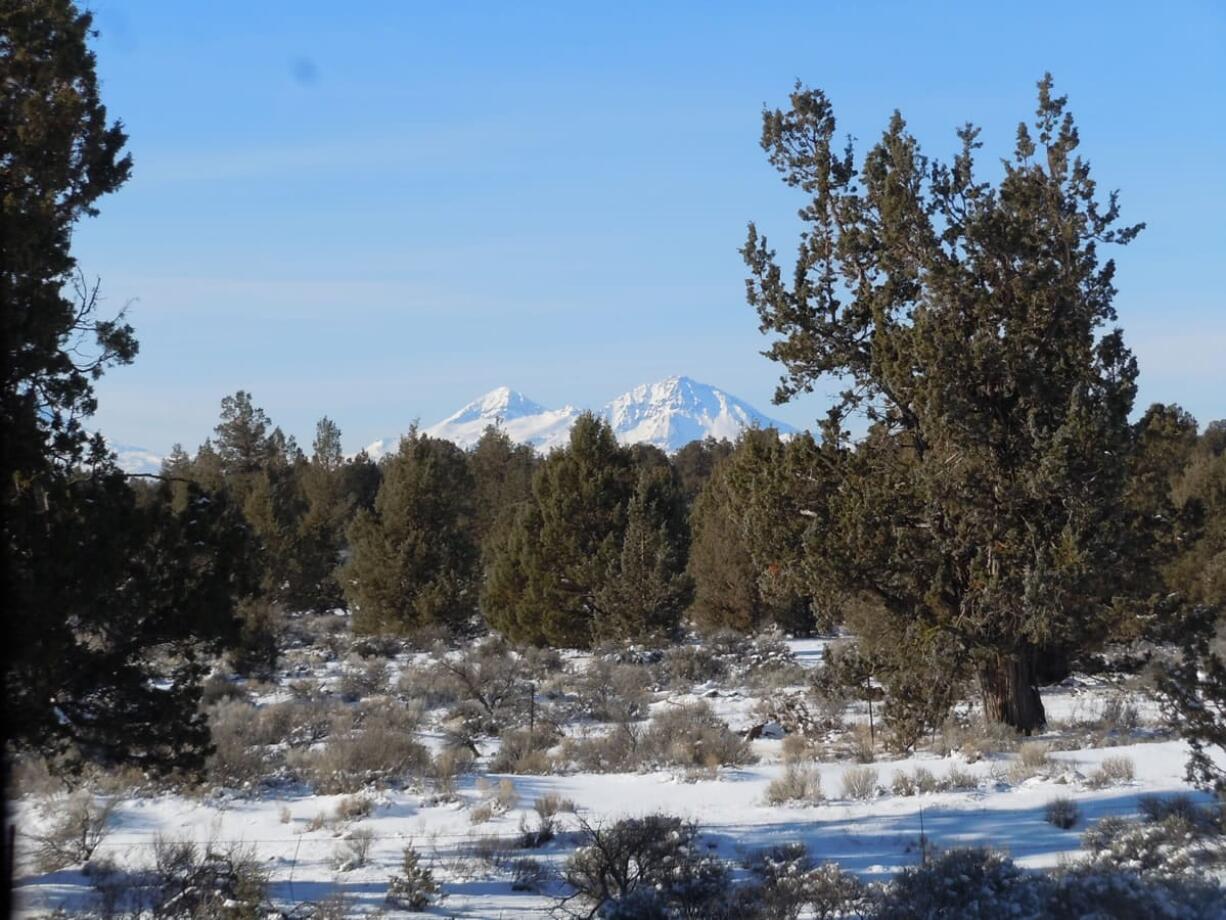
[12,637,1220,917]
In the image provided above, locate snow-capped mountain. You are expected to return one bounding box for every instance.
[366,386,581,456]
[603,375,794,451]
[369,377,793,456]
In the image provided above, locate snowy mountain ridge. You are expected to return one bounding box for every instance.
[369,375,795,456]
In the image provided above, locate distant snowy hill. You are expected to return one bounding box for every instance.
[368,376,793,456]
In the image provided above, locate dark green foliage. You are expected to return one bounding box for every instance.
[293,417,355,612]
[594,464,692,642]
[483,414,635,646]
[343,432,478,635]
[672,437,734,504]
[469,424,537,559]
[484,414,690,646]
[743,76,1148,730]
[7,473,258,770]
[686,430,813,634]
[2,0,257,784]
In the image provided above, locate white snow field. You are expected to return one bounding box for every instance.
[13,636,1223,917]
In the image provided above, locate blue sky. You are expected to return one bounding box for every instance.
[78,1,1225,453]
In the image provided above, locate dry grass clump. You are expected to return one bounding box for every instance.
[1007,741,1052,783]
[765,765,824,806]
[488,727,558,774]
[841,766,879,801]
[333,826,375,871]
[333,796,373,822]
[943,765,979,792]
[850,724,875,764]
[780,733,816,765]
[1086,755,1136,789]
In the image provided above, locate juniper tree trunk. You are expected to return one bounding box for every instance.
[978,651,1046,734]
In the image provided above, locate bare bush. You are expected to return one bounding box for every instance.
[147,836,269,916]
[573,659,653,722]
[205,699,280,787]
[333,826,375,871]
[30,791,120,872]
[561,814,729,918]
[658,645,727,688]
[841,766,878,801]
[943,765,979,791]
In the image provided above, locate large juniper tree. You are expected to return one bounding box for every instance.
[743,76,1146,730]
[342,432,478,635]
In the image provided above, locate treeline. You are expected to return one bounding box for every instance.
[158,392,1226,667]
[153,393,820,652]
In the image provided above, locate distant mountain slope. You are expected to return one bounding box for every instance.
[602,375,794,452]
[366,386,580,456]
[368,377,793,456]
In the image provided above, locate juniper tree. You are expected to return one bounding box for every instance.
[743,76,1146,730]
[483,413,635,646]
[594,465,692,642]
[687,430,812,633]
[342,432,478,635]
[2,3,258,796]
[294,417,353,612]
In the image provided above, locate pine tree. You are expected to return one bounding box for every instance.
[483,413,635,647]
[743,76,1146,730]
[342,432,478,635]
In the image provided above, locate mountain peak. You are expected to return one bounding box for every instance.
[367,376,795,456]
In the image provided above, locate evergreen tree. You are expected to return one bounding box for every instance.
[293,417,353,612]
[213,390,274,481]
[672,437,734,504]
[743,76,1146,730]
[342,432,478,635]
[469,424,536,551]
[483,414,635,646]
[594,465,692,641]
[687,459,771,633]
[686,429,814,634]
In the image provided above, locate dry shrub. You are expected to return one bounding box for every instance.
[780,733,815,765]
[891,771,917,797]
[1087,754,1136,789]
[1045,796,1080,829]
[639,701,755,769]
[333,826,375,871]
[469,802,495,825]
[334,796,373,822]
[560,724,642,773]
[841,766,878,801]
[574,659,653,722]
[944,765,979,791]
[488,727,558,774]
[205,699,277,787]
[850,723,875,763]
[431,747,475,802]
[293,721,429,793]
[339,657,390,701]
[765,765,823,806]
[30,791,120,872]
[658,645,727,688]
